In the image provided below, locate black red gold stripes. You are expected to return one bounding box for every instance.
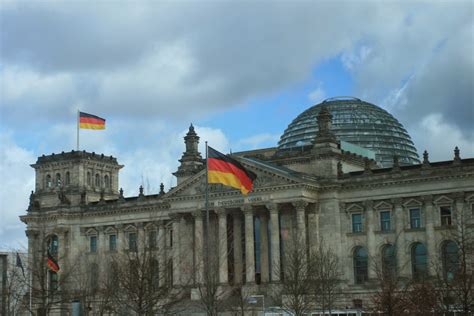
[208,146,257,195]
[79,112,106,130]
[47,250,60,272]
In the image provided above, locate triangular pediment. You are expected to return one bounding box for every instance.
[374,201,392,210]
[403,198,422,208]
[166,158,311,199]
[434,195,453,205]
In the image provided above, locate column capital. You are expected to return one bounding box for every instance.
[306,202,320,214]
[25,229,39,238]
[214,208,227,216]
[422,195,434,205]
[292,200,308,211]
[168,212,182,221]
[265,203,279,213]
[192,210,203,219]
[391,198,403,207]
[363,200,374,208]
[241,204,254,214]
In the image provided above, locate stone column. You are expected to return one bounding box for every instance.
[267,203,281,282]
[365,200,377,280]
[243,205,255,283]
[260,212,270,283]
[423,195,437,276]
[193,211,204,284]
[293,201,308,255]
[233,211,243,284]
[307,203,320,257]
[170,214,181,286]
[393,199,408,277]
[216,208,229,284]
[157,221,166,286]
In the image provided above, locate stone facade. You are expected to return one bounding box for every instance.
[20,112,474,314]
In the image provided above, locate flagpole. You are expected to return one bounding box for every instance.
[76,110,80,151]
[205,141,209,280]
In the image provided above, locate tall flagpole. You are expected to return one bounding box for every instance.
[205,141,210,278]
[76,110,80,151]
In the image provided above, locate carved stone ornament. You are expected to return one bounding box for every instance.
[292,200,308,211]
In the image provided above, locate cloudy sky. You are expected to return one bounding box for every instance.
[0,0,473,249]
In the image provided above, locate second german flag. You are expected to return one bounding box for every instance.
[208,146,257,195]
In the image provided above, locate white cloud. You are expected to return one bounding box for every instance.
[308,83,326,104]
[0,132,35,249]
[236,133,280,150]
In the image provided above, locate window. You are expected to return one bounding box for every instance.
[148,230,157,249]
[440,206,452,226]
[442,241,459,281]
[46,174,52,188]
[380,211,391,231]
[87,172,91,186]
[90,235,97,253]
[150,259,159,289]
[411,243,428,279]
[109,234,117,251]
[49,271,58,291]
[90,263,99,290]
[169,229,173,247]
[65,171,70,185]
[95,174,101,187]
[128,232,137,251]
[48,235,59,254]
[409,208,421,229]
[353,247,368,284]
[104,175,109,188]
[352,214,363,233]
[382,244,396,276]
[55,173,61,187]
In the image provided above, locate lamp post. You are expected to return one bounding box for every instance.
[248,295,265,316]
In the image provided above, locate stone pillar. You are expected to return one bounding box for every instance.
[365,200,377,280]
[393,199,408,277]
[158,221,166,286]
[243,205,255,283]
[171,214,181,286]
[293,201,308,254]
[233,211,243,284]
[193,211,204,284]
[216,208,229,284]
[267,203,281,282]
[307,203,320,257]
[423,195,437,276]
[260,212,270,283]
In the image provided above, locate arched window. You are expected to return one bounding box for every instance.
[104,175,109,188]
[87,172,91,186]
[382,244,397,276]
[48,235,59,255]
[354,246,368,284]
[65,171,70,185]
[46,174,52,188]
[442,241,459,281]
[411,243,428,279]
[95,174,100,187]
[55,173,61,187]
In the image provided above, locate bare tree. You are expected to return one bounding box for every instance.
[403,279,442,316]
[270,234,314,316]
[310,239,342,314]
[1,252,28,315]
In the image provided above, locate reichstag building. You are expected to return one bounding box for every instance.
[21,97,474,315]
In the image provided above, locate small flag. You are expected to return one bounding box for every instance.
[47,250,60,272]
[16,252,25,277]
[207,146,257,195]
[79,111,106,130]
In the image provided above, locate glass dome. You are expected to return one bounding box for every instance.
[278,96,419,167]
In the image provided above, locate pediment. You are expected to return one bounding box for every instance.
[434,195,453,205]
[85,228,98,236]
[346,203,364,213]
[374,201,392,210]
[166,158,307,199]
[104,226,117,234]
[403,198,422,208]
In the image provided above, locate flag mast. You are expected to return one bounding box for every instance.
[76,110,80,150]
[204,141,210,279]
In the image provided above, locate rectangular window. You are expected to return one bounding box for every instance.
[90,236,97,253]
[440,206,452,226]
[352,214,363,233]
[380,211,391,231]
[169,229,173,247]
[109,234,117,251]
[410,208,421,229]
[128,232,137,251]
[49,271,58,291]
[148,230,157,249]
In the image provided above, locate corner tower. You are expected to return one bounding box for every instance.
[173,124,204,185]
[30,151,123,209]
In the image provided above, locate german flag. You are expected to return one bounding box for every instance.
[208,146,257,195]
[79,112,106,130]
[47,250,60,272]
